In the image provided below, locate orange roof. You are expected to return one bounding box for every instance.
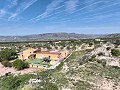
[34,51,61,55]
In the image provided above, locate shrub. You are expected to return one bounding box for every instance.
[88,55,96,62]
[98,52,105,56]
[91,55,96,58]
[101,60,106,67]
[0,49,16,61]
[106,47,111,50]
[37,80,58,90]
[1,60,12,67]
[111,49,120,57]
[79,60,84,65]
[89,42,93,47]
[97,59,106,67]
[88,58,95,62]
[0,74,35,90]
[12,59,29,70]
[97,60,102,63]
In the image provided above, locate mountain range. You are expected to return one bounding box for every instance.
[0,33,119,42]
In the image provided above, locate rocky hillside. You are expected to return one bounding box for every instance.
[102,33,120,38]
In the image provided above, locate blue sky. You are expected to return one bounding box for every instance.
[0,0,120,36]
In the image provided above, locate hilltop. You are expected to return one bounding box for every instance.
[102,33,120,38]
[0,33,100,42]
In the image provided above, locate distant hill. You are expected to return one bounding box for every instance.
[102,33,120,38]
[0,33,95,42]
[0,33,119,42]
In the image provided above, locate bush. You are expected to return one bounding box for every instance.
[97,59,106,67]
[79,60,84,65]
[88,58,95,62]
[106,47,111,50]
[89,42,93,47]
[0,74,35,90]
[88,55,96,62]
[0,49,16,61]
[37,80,58,90]
[12,59,29,70]
[1,60,12,67]
[98,52,105,56]
[97,60,102,63]
[111,49,120,57]
[101,60,106,67]
[91,55,96,58]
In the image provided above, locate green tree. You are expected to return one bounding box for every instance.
[111,49,120,57]
[13,59,29,70]
[0,49,16,61]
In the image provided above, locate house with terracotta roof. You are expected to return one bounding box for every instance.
[34,51,62,60]
[17,48,70,69]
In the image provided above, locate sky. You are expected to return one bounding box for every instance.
[0,0,120,36]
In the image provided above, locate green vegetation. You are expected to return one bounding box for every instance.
[13,59,29,70]
[97,52,105,56]
[106,47,111,50]
[50,51,119,89]
[0,74,35,90]
[36,80,58,90]
[111,48,120,57]
[0,49,16,61]
[0,39,119,90]
[1,60,12,67]
[88,55,96,62]
[73,80,92,90]
[97,59,107,67]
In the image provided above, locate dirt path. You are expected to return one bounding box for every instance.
[0,63,40,76]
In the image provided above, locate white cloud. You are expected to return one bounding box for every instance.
[8,0,38,20]
[30,0,65,22]
[65,0,79,12]
[0,9,6,16]
[7,0,18,8]
[0,0,18,18]
[0,9,12,18]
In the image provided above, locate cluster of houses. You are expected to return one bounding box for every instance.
[17,48,70,69]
